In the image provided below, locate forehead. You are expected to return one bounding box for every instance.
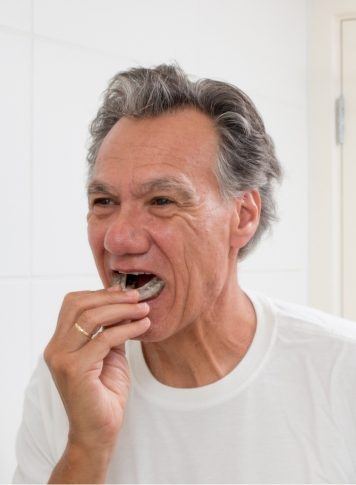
[92,107,220,187]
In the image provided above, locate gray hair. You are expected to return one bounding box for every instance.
[87,63,283,260]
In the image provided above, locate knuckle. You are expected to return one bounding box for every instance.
[46,352,62,373]
[43,344,52,366]
[63,292,86,312]
[78,309,95,328]
[63,292,77,305]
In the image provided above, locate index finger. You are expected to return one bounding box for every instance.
[55,287,140,334]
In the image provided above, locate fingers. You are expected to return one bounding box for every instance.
[76,317,151,368]
[63,302,150,352]
[55,288,140,336]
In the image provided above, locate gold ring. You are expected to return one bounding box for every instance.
[91,325,104,340]
[74,322,91,339]
[74,322,104,340]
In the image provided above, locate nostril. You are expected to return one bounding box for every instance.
[104,222,151,256]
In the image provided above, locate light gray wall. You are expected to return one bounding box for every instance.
[0,0,308,481]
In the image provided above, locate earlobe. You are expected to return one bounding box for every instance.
[230,190,261,249]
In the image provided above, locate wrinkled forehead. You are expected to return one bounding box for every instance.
[95,108,219,171]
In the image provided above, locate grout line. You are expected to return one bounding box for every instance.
[30,1,34,277]
[305,0,310,305]
[340,20,344,317]
[0,23,130,59]
[0,24,31,37]
[238,267,304,272]
[32,32,125,58]
[239,270,305,275]
[0,274,100,280]
[29,0,35,372]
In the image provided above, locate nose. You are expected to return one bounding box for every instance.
[104,207,151,256]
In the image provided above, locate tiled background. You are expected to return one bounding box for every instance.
[0,0,308,481]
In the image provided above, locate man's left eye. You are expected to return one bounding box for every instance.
[151,197,173,206]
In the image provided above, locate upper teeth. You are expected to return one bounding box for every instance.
[117,271,151,275]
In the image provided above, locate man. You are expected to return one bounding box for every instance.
[14,64,356,483]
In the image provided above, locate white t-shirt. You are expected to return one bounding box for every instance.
[13,289,356,484]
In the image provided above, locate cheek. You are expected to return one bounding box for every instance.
[87,219,106,255]
[188,218,230,291]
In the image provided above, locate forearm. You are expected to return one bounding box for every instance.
[48,442,112,484]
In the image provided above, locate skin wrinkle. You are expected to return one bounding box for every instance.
[132,177,198,202]
[88,176,199,207]
[149,218,250,383]
[87,107,260,388]
[144,285,255,384]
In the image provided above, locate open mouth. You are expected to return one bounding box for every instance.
[111,271,165,302]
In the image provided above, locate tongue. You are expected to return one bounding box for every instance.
[137,274,154,288]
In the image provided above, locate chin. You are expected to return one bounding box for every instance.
[131,331,165,343]
[131,317,177,343]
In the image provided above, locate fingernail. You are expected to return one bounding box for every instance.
[138,302,149,311]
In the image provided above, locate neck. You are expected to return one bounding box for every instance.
[141,274,257,388]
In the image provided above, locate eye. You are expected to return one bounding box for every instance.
[151,197,174,206]
[91,197,115,207]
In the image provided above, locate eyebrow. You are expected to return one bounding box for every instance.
[87,181,116,196]
[87,176,198,202]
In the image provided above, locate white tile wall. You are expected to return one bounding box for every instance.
[33,0,200,68]
[0,31,31,276]
[239,99,308,272]
[0,0,308,483]
[195,0,307,107]
[0,0,32,31]
[0,281,31,483]
[240,269,308,304]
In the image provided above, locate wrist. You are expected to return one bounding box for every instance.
[68,426,118,454]
[66,438,114,466]
[48,440,113,484]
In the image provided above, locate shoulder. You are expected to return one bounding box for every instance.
[246,288,356,371]
[262,293,356,374]
[270,296,356,343]
[246,291,356,399]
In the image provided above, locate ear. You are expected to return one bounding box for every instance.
[229,189,261,251]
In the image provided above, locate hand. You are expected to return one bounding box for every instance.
[44,287,150,456]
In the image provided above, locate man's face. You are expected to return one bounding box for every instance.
[87,108,240,341]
